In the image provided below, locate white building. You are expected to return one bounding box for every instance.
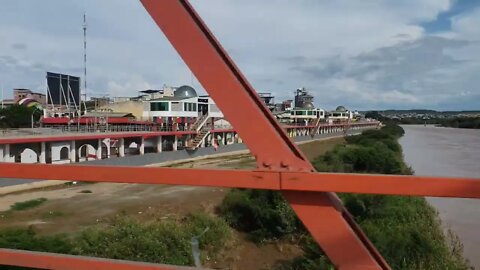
[289,101,326,124]
[142,85,224,122]
[328,106,354,122]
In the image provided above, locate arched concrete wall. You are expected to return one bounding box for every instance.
[19,148,38,163]
[101,141,110,159]
[78,144,96,162]
[51,142,70,164]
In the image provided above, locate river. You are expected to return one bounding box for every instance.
[399,125,480,268]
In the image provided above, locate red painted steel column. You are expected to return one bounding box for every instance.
[140,1,389,269]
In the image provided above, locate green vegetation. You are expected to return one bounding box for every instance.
[0,104,42,128]
[10,198,47,211]
[220,189,300,242]
[365,110,480,129]
[439,117,480,129]
[0,213,232,268]
[75,213,232,265]
[220,124,470,269]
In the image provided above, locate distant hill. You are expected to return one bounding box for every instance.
[360,109,480,115]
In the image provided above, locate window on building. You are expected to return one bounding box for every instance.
[183,102,198,112]
[296,110,306,115]
[150,102,169,111]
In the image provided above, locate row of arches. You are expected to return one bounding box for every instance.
[12,140,148,164]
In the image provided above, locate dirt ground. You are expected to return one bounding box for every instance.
[0,136,345,269]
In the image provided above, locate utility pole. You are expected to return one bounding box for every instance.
[1,83,4,109]
[83,13,88,115]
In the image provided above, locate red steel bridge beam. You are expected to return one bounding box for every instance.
[0,249,193,270]
[0,1,479,270]
[1,164,480,199]
[139,1,388,268]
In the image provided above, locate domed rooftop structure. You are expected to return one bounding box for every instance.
[303,102,315,109]
[335,105,347,112]
[174,85,197,98]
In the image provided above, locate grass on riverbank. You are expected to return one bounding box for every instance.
[10,198,47,211]
[0,213,233,268]
[219,124,471,269]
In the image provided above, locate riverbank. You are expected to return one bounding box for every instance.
[400,125,480,268]
[218,124,470,269]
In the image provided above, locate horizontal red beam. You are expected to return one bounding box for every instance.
[283,172,480,198]
[0,163,479,199]
[0,163,279,190]
[0,249,194,270]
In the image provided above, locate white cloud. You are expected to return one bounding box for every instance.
[107,75,152,97]
[0,0,478,110]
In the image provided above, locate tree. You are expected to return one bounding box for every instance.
[0,105,42,128]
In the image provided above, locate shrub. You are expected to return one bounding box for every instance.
[219,189,299,242]
[74,213,232,266]
[10,198,47,211]
[0,228,74,254]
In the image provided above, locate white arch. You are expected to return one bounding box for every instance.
[78,144,96,162]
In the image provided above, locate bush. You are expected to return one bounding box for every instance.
[219,189,299,242]
[10,198,47,211]
[74,213,232,266]
[0,213,232,268]
[327,194,469,269]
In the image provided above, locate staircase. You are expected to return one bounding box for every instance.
[186,128,210,150]
[190,114,209,132]
[310,117,322,136]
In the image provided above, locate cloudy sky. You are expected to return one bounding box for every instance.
[0,0,479,110]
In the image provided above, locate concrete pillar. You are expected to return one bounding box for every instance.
[4,144,10,162]
[156,136,162,153]
[119,138,125,157]
[139,137,145,155]
[173,136,178,151]
[70,141,76,163]
[39,142,46,164]
[96,139,102,160]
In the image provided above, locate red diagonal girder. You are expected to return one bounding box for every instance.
[139,1,388,269]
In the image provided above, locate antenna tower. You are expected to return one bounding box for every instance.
[82,13,88,114]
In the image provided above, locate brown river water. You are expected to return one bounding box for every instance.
[399,125,480,268]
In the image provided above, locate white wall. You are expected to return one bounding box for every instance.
[20,148,38,163]
[51,141,70,164]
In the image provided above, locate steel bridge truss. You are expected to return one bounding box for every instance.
[1,1,479,269]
